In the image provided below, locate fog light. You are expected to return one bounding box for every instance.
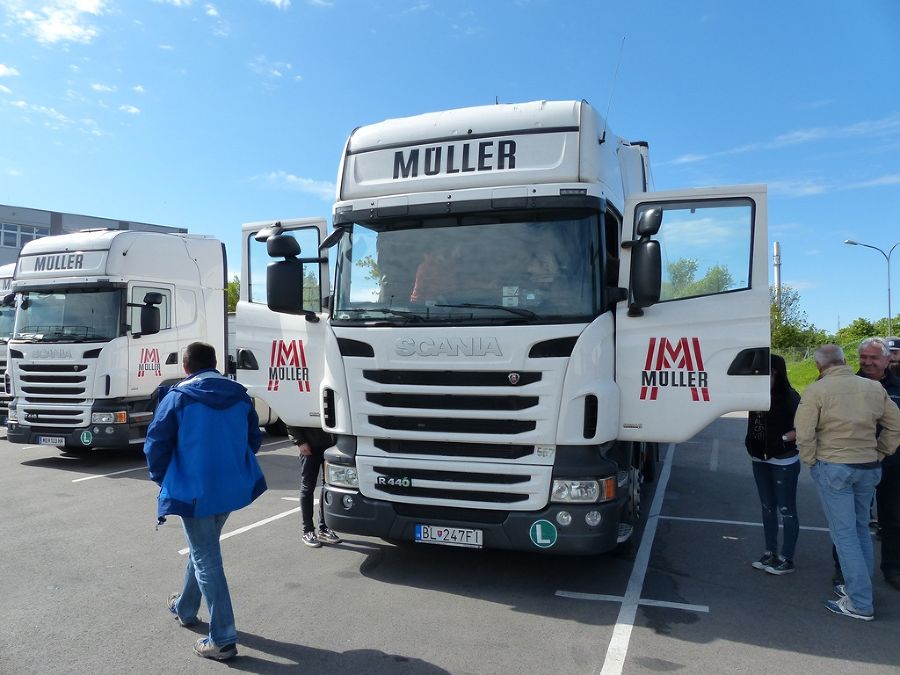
[93,427,100,434]
[341,495,355,509]
[556,511,572,527]
[105,426,114,434]
[585,511,602,527]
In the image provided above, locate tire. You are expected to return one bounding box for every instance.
[264,419,288,437]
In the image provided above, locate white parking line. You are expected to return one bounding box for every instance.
[72,466,146,482]
[178,506,302,555]
[556,590,709,614]
[600,442,675,675]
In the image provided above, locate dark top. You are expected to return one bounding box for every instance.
[745,388,801,461]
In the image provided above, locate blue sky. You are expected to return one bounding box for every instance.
[1,0,899,335]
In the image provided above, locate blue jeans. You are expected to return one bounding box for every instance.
[810,461,881,614]
[174,513,237,646]
[752,460,800,560]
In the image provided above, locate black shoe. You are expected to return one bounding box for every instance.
[302,530,322,548]
[752,551,777,570]
[765,558,795,575]
[317,526,342,544]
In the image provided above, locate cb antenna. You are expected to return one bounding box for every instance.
[600,34,626,145]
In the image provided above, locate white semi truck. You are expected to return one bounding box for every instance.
[0,263,16,422]
[6,229,229,452]
[268,100,771,554]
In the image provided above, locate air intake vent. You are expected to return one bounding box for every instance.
[528,336,578,358]
[337,338,374,357]
[583,395,598,439]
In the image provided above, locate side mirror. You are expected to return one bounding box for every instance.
[140,305,161,336]
[143,291,163,306]
[636,207,662,236]
[628,240,661,316]
[267,234,301,258]
[1,292,15,307]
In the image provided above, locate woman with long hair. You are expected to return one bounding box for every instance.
[745,353,802,574]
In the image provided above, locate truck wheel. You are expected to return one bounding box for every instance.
[264,419,288,437]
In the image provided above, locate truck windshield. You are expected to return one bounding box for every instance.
[13,288,124,342]
[333,213,601,325]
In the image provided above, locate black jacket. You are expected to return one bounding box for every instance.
[745,388,801,461]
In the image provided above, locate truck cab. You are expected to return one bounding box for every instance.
[6,229,226,452]
[263,100,770,554]
[0,263,15,423]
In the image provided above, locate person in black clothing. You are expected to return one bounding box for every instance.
[745,353,802,575]
[287,425,342,548]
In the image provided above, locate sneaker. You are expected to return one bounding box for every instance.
[167,593,199,627]
[193,637,237,660]
[825,595,873,621]
[302,530,322,548]
[317,526,342,545]
[765,558,795,575]
[833,584,847,598]
[751,552,777,570]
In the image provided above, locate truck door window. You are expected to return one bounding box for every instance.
[640,199,754,302]
[248,227,321,310]
[130,286,171,330]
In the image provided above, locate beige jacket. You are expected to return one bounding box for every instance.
[795,365,900,467]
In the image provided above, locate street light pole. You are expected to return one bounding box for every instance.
[844,239,900,337]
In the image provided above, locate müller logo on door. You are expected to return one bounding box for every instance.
[640,337,709,402]
[137,348,161,377]
[268,339,311,392]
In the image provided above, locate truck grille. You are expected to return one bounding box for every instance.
[18,363,90,428]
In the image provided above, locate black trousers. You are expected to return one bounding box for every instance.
[299,447,326,532]
[877,462,900,578]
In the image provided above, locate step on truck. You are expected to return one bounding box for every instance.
[6,229,228,452]
[262,99,771,554]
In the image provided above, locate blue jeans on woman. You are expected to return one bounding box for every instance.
[752,460,800,560]
[811,461,881,615]
[173,513,238,646]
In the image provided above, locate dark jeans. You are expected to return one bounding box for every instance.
[752,460,800,560]
[299,447,326,533]
[877,462,900,578]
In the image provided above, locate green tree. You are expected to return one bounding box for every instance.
[770,285,827,352]
[665,258,698,298]
[834,317,877,347]
[226,275,239,312]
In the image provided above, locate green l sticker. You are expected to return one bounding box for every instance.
[529,519,557,548]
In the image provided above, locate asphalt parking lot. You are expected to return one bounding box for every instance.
[1,415,897,674]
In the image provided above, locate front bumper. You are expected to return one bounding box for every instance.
[323,488,625,555]
[7,421,137,449]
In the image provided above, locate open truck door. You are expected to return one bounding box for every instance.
[235,217,330,433]
[615,185,770,443]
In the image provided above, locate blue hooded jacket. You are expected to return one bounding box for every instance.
[144,369,266,520]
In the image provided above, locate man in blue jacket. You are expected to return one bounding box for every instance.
[144,342,266,661]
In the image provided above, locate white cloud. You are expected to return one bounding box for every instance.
[257,170,335,200]
[768,179,828,197]
[132,85,145,94]
[0,64,20,77]
[119,104,140,115]
[155,0,193,6]
[8,169,23,177]
[261,0,292,8]
[0,84,11,94]
[205,3,219,16]
[845,173,900,189]
[4,0,107,45]
[91,83,116,92]
[249,55,294,80]
[159,44,175,51]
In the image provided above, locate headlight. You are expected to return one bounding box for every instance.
[91,411,127,424]
[551,477,617,503]
[325,462,359,489]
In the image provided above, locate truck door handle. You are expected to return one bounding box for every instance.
[237,349,259,370]
[165,352,178,365]
[727,348,770,376]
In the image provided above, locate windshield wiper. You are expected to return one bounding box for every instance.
[434,303,537,319]
[340,308,425,323]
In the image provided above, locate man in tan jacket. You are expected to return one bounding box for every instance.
[796,344,900,621]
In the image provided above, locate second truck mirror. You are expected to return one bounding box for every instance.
[629,240,662,315]
[140,305,161,336]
